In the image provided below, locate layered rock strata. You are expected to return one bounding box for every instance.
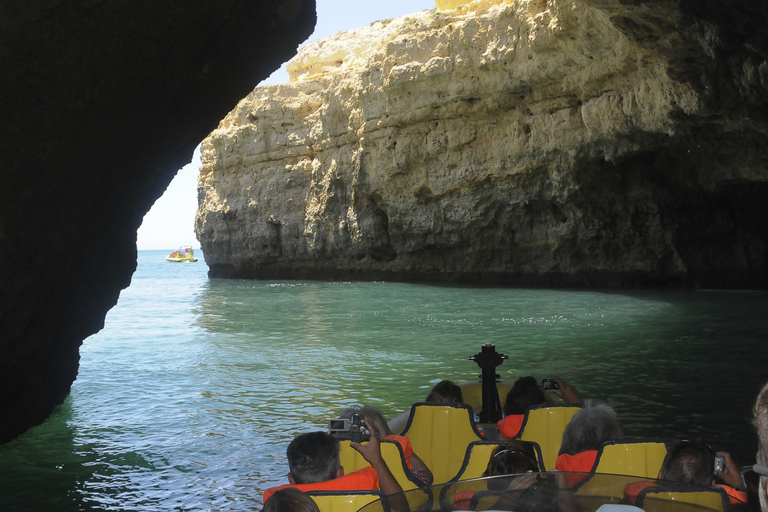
[198,0,768,288]
[0,0,316,445]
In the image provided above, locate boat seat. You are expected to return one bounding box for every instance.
[574,439,670,498]
[338,438,423,491]
[635,484,729,512]
[592,439,670,478]
[304,490,386,512]
[451,440,545,482]
[399,402,485,484]
[451,441,506,482]
[516,404,582,470]
[468,489,505,511]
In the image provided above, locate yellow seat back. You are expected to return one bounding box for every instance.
[469,490,505,510]
[576,440,669,499]
[518,404,582,470]
[305,490,384,512]
[452,441,507,481]
[400,402,485,484]
[637,486,728,512]
[338,439,422,491]
[593,440,669,479]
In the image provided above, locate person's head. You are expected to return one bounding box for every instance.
[286,432,341,484]
[485,440,540,477]
[263,487,320,512]
[659,440,716,487]
[425,380,463,403]
[504,376,547,416]
[558,403,623,456]
[754,381,768,511]
[340,405,392,436]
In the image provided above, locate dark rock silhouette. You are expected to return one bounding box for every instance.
[0,0,316,445]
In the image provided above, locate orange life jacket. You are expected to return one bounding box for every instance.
[497,414,525,440]
[623,480,656,505]
[453,489,475,510]
[555,450,598,488]
[384,434,414,469]
[262,466,378,504]
[555,450,598,473]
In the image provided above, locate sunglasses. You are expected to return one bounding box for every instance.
[755,464,768,476]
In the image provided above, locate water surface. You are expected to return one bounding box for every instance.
[1,250,766,511]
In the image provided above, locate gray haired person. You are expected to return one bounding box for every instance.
[754,381,768,511]
[559,403,623,457]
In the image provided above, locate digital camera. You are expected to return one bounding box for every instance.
[714,455,726,472]
[541,378,560,390]
[328,414,371,443]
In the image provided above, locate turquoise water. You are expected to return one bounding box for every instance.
[1,249,767,511]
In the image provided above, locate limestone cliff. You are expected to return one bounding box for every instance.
[0,0,315,445]
[197,0,768,288]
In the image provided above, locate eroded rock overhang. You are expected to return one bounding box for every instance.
[196,0,768,288]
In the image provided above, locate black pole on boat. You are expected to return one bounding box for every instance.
[469,343,508,423]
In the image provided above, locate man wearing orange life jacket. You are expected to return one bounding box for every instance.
[622,440,747,509]
[262,418,404,506]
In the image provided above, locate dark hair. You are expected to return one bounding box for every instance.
[660,440,716,487]
[286,432,340,484]
[263,487,320,512]
[425,380,463,403]
[485,440,540,477]
[504,376,547,416]
[559,404,622,456]
[754,381,768,511]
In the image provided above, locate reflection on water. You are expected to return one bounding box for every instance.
[1,251,767,511]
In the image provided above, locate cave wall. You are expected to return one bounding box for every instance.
[196,0,768,287]
[0,0,316,445]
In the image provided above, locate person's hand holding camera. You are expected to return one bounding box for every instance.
[350,416,383,465]
[550,377,584,405]
[715,451,745,490]
[350,417,407,507]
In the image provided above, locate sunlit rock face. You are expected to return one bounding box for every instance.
[0,0,316,445]
[198,0,768,288]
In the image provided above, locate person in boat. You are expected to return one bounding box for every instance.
[424,380,463,403]
[497,376,583,440]
[262,487,319,512]
[339,405,433,486]
[623,440,747,509]
[755,380,768,512]
[454,439,557,510]
[262,418,405,507]
[555,403,623,473]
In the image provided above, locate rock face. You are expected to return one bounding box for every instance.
[197,0,768,288]
[0,0,316,445]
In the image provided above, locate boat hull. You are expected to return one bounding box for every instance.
[165,256,198,262]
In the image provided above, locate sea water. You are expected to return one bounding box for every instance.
[1,249,767,511]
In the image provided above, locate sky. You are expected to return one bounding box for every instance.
[136,0,437,251]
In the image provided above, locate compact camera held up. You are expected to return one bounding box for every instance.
[714,455,726,473]
[328,414,371,443]
[541,378,560,390]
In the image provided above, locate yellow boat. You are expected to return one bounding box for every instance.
[165,246,198,262]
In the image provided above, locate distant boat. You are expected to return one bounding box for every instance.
[166,246,198,262]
